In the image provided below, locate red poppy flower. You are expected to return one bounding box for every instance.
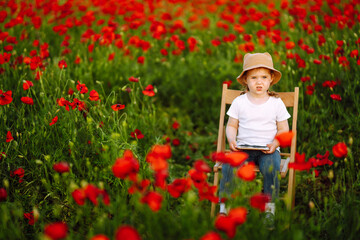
[330,94,341,101]
[130,129,144,139]
[0,90,13,105]
[0,188,7,202]
[53,161,70,173]
[318,35,326,46]
[111,104,125,111]
[72,188,86,205]
[275,131,295,148]
[71,98,86,111]
[49,116,58,126]
[223,80,232,87]
[74,56,81,64]
[154,169,169,189]
[237,162,256,181]
[336,40,343,47]
[108,52,115,61]
[172,121,180,130]
[197,181,218,203]
[24,211,38,225]
[57,97,71,111]
[58,60,67,69]
[83,184,110,206]
[172,138,180,146]
[322,80,338,88]
[76,81,88,94]
[115,225,141,240]
[350,49,358,58]
[89,90,100,101]
[300,76,311,82]
[214,215,236,238]
[68,88,74,95]
[90,234,110,240]
[285,41,295,49]
[11,167,25,183]
[228,207,247,225]
[306,84,315,95]
[141,191,163,212]
[0,151,6,160]
[211,39,221,47]
[129,76,139,82]
[6,131,13,142]
[142,84,155,96]
[187,36,197,51]
[225,151,249,167]
[338,56,349,67]
[44,222,68,240]
[4,45,13,52]
[148,144,172,159]
[249,193,270,212]
[332,142,348,158]
[188,168,207,188]
[310,151,333,167]
[288,152,312,171]
[84,184,101,206]
[23,80,34,90]
[312,169,320,177]
[160,49,168,56]
[112,150,139,180]
[194,160,211,173]
[200,231,223,240]
[137,56,145,64]
[146,153,168,172]
[21,97,34,105]
[211,152,227,162]
[128,179,151,194]
[31,16,42,29]
[167,178,192,198]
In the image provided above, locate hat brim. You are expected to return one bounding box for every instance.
[236,65,282,86]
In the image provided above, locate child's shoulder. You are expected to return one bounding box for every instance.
[233,93,247,102]
[269,95,286,105]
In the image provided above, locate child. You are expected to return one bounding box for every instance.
[218,52,290,218]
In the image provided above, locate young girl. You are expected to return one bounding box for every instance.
[219,52,290,217]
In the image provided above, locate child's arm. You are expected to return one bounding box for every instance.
[265,119,289,154]
[226,117,239,152]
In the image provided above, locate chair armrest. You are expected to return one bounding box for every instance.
[281,157,291,173]
[213,162,223,172]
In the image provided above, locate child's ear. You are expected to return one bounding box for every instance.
[270,72,275,83]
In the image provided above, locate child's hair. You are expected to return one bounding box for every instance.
[239,68,279,97]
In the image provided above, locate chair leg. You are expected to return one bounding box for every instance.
[287,168,296,209]
[211,171,219,217]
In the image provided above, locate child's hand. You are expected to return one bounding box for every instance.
[263,139,279,154]
[229,140,239,152]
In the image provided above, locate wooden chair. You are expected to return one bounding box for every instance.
[210,84,299,217]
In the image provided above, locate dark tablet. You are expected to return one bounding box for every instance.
[236,144,270,151]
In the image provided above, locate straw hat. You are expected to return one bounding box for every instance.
[236,52,282,86]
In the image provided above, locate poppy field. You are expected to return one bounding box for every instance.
[0,0,359,239]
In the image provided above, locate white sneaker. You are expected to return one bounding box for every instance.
[264,203,275,229]
[265,202,275,215]
[219,203,227,215]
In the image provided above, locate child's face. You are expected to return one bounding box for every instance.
[244,68,273,97]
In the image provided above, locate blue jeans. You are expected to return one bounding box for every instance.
[219,150,281,201]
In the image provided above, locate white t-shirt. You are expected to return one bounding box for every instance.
[227,93,291,146]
